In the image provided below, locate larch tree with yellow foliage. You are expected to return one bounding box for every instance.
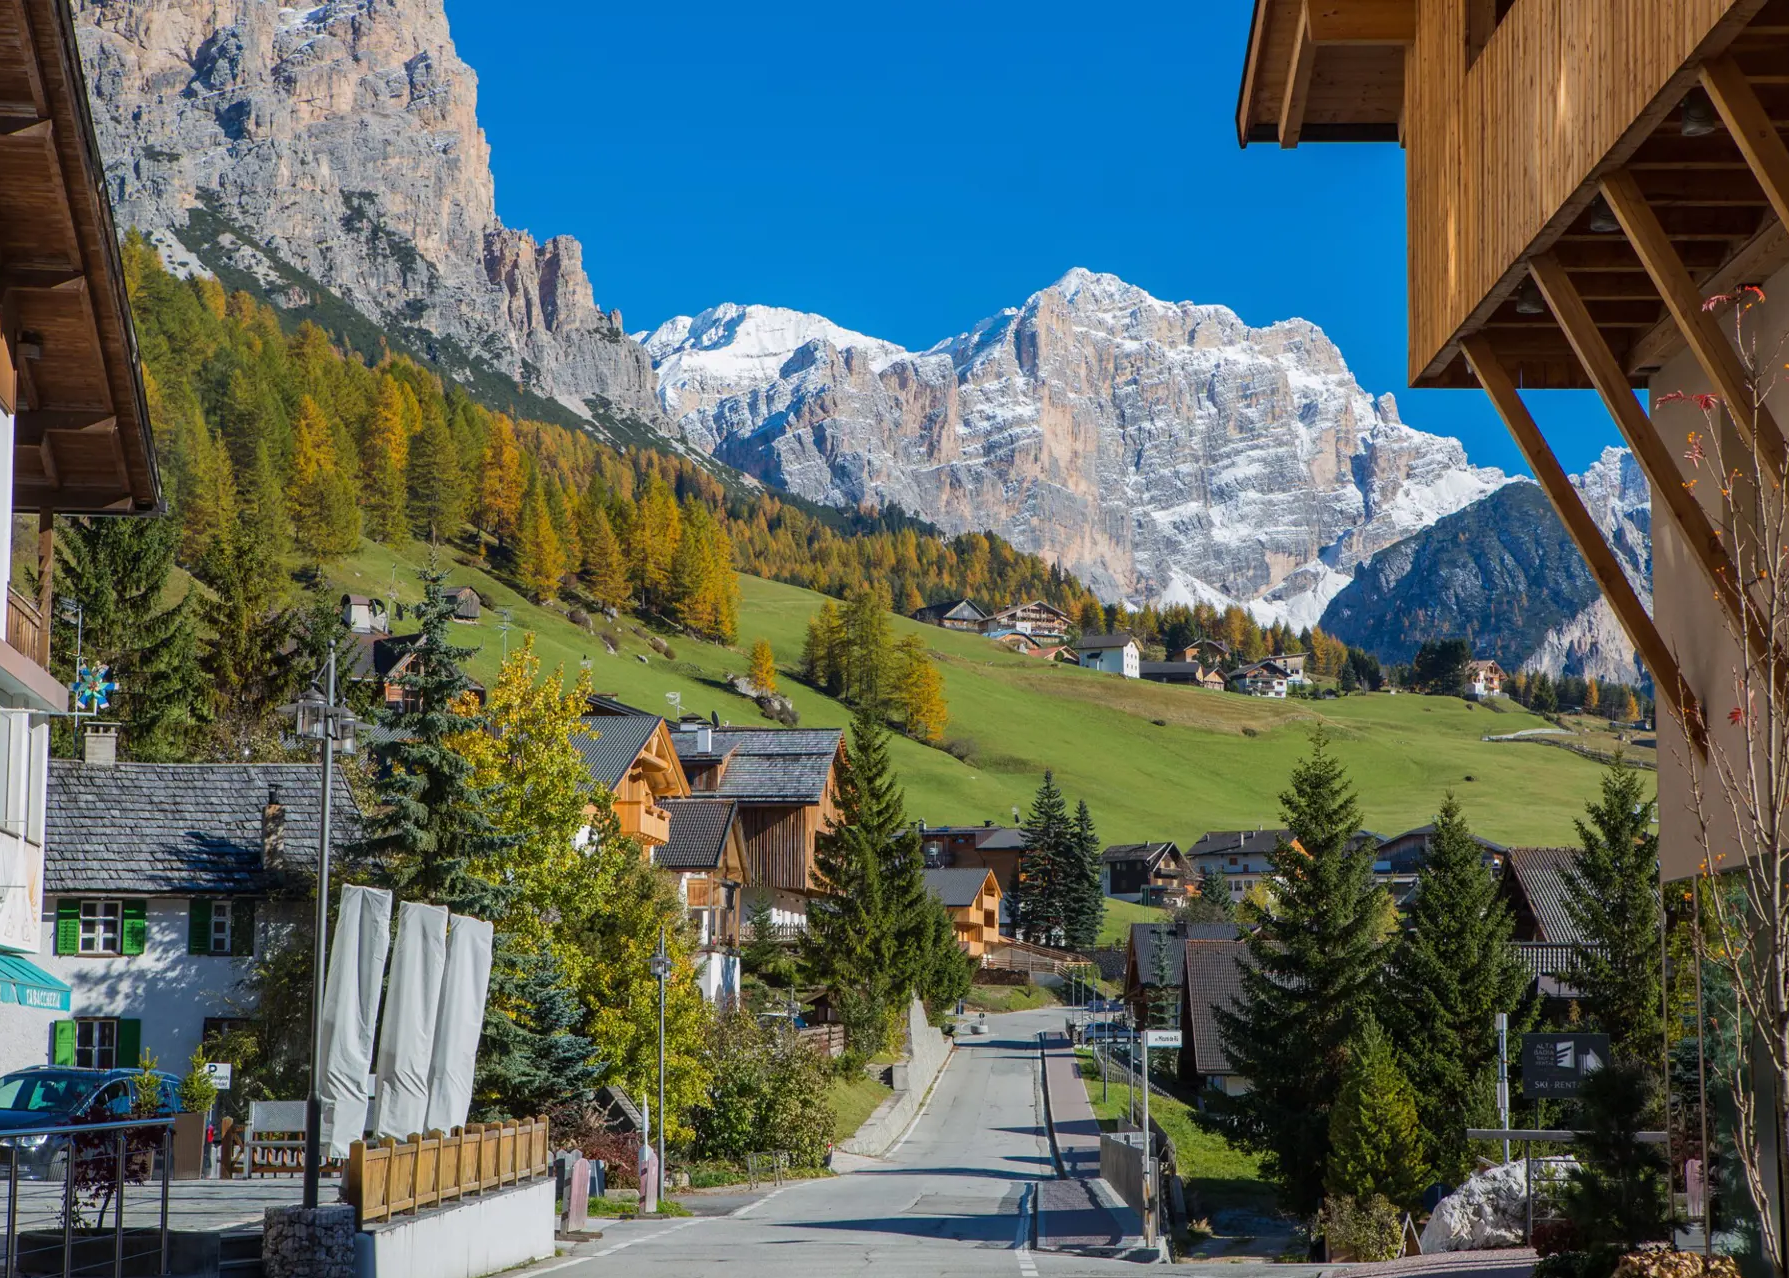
[290,395,361,564]
[630,475,682,609]
[580,503,629,611]
[892,632,948,742]
[361,378,411,543]
[1584,678,1601,715]
[748,638,778,695]
[515,478,567,602]
[475,414,525,548]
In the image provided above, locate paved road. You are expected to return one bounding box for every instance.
[539,1007,1184,1277]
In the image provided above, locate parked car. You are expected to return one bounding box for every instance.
[1081,1021,1138,1045]
[0,1066,185,1179]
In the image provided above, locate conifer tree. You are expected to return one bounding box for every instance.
[171,414,239,568]
[1014,771,1074,946]
[474,414,525,546]
[1381,793,1530,1181]
[892,632,948,742]
[406,410,468,542]
[53,517,208,761]
[361,378,411,544]
[1209,730,1388,1215]
[748,638,778,695]
[1063,800,1105,952]
[1326,1017,1430,1210]
[801,602,846,696]
[515,478,567,602]
[579,502,629,611]
[1584,678,1601,715]
[1563,757,1663,1065]
[290,395,360,564]
[631,475,682,609]
[198,525,302,750]
[475,946,599,1120]
[840,586,892,712]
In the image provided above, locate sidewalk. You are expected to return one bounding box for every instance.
[1036,1030,1153,1260]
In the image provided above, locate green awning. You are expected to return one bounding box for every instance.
[0,954,70,1013]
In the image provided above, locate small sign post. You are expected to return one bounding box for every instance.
[204,1062,233,1090]
[1521,1033,1611,1098]
[1143,1029,1182,1049]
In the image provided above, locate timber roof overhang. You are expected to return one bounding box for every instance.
[1234,0,1412,148]
[2,0,159,514]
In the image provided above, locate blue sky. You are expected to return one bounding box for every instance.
[444,2,1615,477]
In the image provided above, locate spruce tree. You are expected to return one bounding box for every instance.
[580,505,629,611]
[53,516,208,761]
[406,411,468,541]
[475,947,599,1120]
[1563,756,1663,1065]
[1063,800,1105,952]
[1015,771,1074,946]
[1382,793,1530,1182]
[1326,1017,1430,1210]
[1208,730,1387,1215]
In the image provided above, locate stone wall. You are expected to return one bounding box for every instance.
[839,999,950,1158]
[264,1204,356,1278]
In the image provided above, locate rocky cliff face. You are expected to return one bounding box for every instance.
[1320,447,1650,682]
[642,270,1511,624]
[73,0,661,430]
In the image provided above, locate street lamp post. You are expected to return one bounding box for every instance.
[650,927,670,1205]
[278,643,362,1210]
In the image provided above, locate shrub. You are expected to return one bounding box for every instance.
[1320,1194,1402,1262]
[1611,1250,1741,1278]
[691,1012,833,1169]
[178,1046,218,1116]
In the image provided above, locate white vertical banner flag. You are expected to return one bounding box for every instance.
[317,885,392,1158]
[424,913,494,1133]
[372,902,448,1139]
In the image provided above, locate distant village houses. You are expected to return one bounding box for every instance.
[1467,659,1506,699]
[1073,631,1140,679]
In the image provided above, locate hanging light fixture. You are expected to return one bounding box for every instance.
[1514,277,1546,315]
[1681,88,1720,138]
[1587,195,1621,234]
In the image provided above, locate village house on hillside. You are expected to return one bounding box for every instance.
[1467,659,1506,699]
[575,699,690,850]
[1122,920,1239,1026]
[1139,659,1227,689]
[9,746,360,1076]
[982,600,1072,639]
[911,598,988,631]
[1229,659,1293,698]
[656,796,747,1002]
[1185,828,1287,901]
[1074,631,1140,678]
[1099,841,1191,905]
[922,867,1002,958]
[917,822,1030,927]
[1178,937,1250,1097]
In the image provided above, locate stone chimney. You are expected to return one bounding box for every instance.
[262,785,287,869]
[81,724,117,766]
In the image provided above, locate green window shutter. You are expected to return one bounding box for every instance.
[54,900,80,955]
[231,901,255,957]
[116,1019,141,1069]
[188,899,212,955]
[120,901,147,956]
[51,1020,75,1066]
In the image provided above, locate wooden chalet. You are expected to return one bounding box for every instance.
[573,706,689,849]
[445,584,481,622]
[982,600,1072,636]
[1123,920,1239,1027]
[916,822,1030,917]
[1139,659,1226,688]
[1098,841,1190,905]
[921,866,1002,958]
[671,723,846,929]
[343,631,485,714]
[1498,845,1586,1008]
[911,598,988,631]
[1177,937,1251,1097]
[1234,0,1789,881]
[1229,659,1292,698]
[656,796,747,1003]
[1467,658,1506,699]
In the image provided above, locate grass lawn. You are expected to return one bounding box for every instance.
[827,1073,894,1142]
[963,982,1059,1014]
[325,540,1644,847]
[1097,897,1169,947]
[1073,1050,1275,1219]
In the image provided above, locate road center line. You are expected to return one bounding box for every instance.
[592,1216,703,1257]
[729,1185,789,1218]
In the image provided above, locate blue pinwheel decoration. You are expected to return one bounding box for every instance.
[70,663,118,714]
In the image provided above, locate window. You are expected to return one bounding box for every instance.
[210,901,233,954]
[79,900,122,954]
[1228,856,1238,866]
[75,1019,118,1070]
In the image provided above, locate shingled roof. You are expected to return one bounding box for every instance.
[1101,841,1179,866]
[655,797,738,870]
[923,867,997,909]
[1504,846,1588,947]
[574,714,666,788]
[46,761,363,894]
[670,728,842,803]
[1184,939,1250,1076]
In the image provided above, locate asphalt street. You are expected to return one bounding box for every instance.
[537,1007,1308,1277]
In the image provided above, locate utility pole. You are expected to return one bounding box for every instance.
[1496,1012,1510,1165]
[651,927,670,1206]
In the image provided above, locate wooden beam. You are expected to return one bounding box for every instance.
[0,269,82,297]
[1700,55,1789,233]
[34,509,50,667]
[1461,334,1707,756]
[1305,0,1414,44]
[1624,216,1789,376]
[35,435,56,489]
[1279,5,1315,149]
[1601,169,1789,478]
[1529,252,1780,681]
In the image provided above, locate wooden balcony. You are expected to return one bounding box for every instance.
[0,586,61,710]
[6,588,44,667]
[615,798,671,847]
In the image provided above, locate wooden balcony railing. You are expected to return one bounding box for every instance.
[344,1117,549,1227]
[6,588,45,667]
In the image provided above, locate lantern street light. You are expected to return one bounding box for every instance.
[650,928,671,1205]
[276,642,364,1209]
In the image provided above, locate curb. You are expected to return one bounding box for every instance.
[1036,1032,1067,1179]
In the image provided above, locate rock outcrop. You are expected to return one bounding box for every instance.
[641,270,1511,623]
[1420,1159,1574,1253]
[73,0,661,429]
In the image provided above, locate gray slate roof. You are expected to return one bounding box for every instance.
[574,714,665,788]
[1075,632,1136,650]
[1184,939,1250,1076]
[923,867,996,908]
[1130,920,1240,987]
[671,728,842,803]
[655,798,738,870]
[1186,829,1291,859]
[1505,846,1588,947]
[46,761,363,895]
[1101,841,1179,866]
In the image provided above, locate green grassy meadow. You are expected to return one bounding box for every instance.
[327,538,1641,849]
[1096,898,1169,947]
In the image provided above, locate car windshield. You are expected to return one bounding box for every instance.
[0,1071,94,1114]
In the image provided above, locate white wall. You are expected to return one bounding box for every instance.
[355,1178,554,1278]
[34,896,255,1070]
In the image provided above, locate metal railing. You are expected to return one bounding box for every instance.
[2,1115,175,1278]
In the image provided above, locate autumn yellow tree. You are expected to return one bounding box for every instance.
[290,395,361,563]
[580,503,629,611]
[630,475,682,609]
[1618,688,1639,722]
[748,638,778,695]
[893,632,948,742]
[475,414,525,547]
[1584,678,1601,715]
[361,377,411,543]
[516,479,567,601]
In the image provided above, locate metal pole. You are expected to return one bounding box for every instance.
[1694,876,1711,1261]
[656,927,667,1206]
[1525,1138,1534,1244]
[61,1135,74,1278]
[160,1127,171,1278]
[114,1130,126,1278]
[1141,1037,1153,1249]
[1659,857,1677,1242]
[303,643,337,1210]
[7,1145,18,1278]
[1497,1013,1510,1165]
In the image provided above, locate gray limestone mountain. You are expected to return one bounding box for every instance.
[72,0,663,437]
[640,270,1513,628]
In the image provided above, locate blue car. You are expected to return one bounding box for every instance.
[0,1066,185,1179]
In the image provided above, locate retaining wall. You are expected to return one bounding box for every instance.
[839,998,949,1157]
[352,1178,553,1278]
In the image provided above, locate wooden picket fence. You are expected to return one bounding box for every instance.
[344,1117,549,1226]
